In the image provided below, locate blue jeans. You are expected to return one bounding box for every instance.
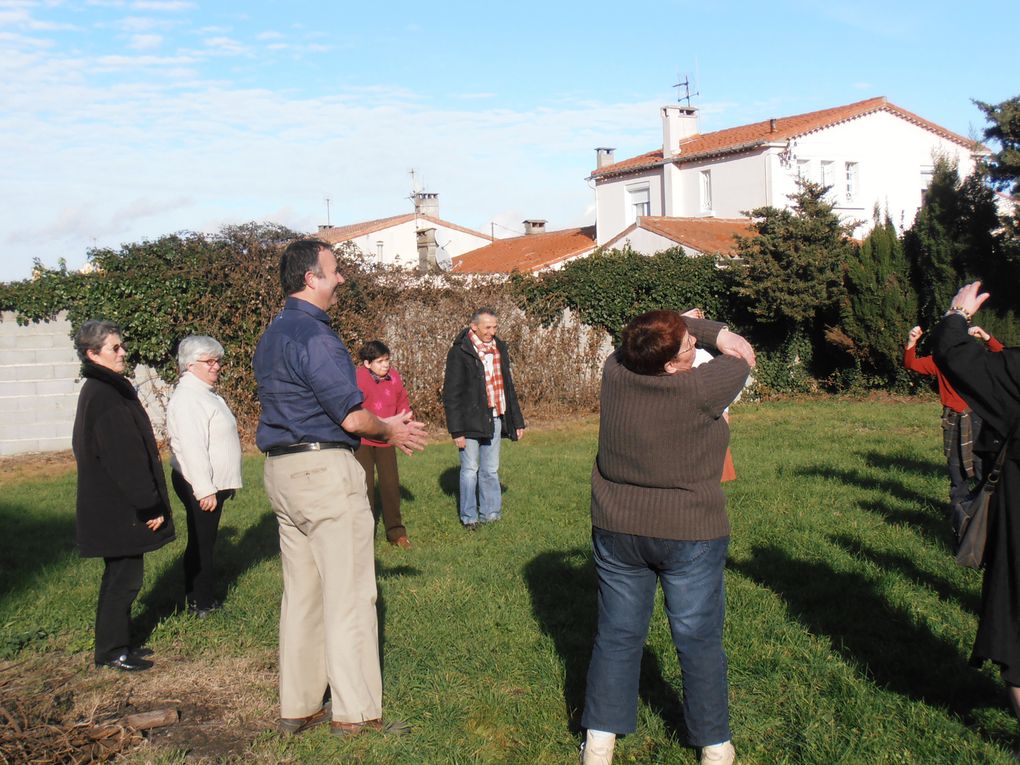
[582,529,730,746]
[459,415,502,524]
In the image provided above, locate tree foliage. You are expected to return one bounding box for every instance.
[975,95,1020,195]
[513,246,730,341]
[834,214,916,385]
[730,180,854,341]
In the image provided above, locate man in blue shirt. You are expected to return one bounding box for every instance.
[254,239,427,738]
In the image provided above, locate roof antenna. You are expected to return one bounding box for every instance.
[673,73,699,107]
[324,196,331,226]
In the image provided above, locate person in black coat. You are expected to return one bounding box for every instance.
[72,319,175,671]
[932,281,1020,746]
[442,307,525,528]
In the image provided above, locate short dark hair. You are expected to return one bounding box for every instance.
[280,239,331,295]
[74,319,121,363]
[618,310,688,376]
[359,340,391,362]
[471,307,497,324]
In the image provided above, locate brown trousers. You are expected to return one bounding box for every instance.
[354,444,406,541]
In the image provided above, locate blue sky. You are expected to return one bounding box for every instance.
[1,0,1016,281]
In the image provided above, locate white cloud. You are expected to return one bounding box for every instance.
[128,32,161,49]
[131,0,194,10]
[200,35,249,56]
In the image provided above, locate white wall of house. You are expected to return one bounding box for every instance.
[595,169,663,245]
[606,228,695,255]
[775,111,980,235]
[347,219,491,268]
[596,109,983,244]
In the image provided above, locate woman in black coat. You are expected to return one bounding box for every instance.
[72,319,175,671]
[932,282,1020,744]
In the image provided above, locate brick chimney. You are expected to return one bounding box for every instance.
[595,147,616,169]
[413,191,439,218]
[523,219,547,235]
[662,105,699,158]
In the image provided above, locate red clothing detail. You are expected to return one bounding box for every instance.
[355,366,411,447]
[904,337,1003,412]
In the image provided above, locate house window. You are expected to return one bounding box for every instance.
[845,162,859,201]
[820,160,834,189]
[797,160,811,181]
[700,170,713,212]
[627,185,650,223]
[376,241,384,259]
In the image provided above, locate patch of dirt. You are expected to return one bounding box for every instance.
[0,449,78,485]
[0,650,279,763]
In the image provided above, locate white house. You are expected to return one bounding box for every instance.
[316,192,492,270]
[591,97,988,248]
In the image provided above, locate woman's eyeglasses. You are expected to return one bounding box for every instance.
[194,358,223,368]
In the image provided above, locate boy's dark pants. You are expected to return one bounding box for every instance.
[354,444,406,541]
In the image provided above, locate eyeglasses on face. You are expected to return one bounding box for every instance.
[194,358,223,368]
[104,343,126,354]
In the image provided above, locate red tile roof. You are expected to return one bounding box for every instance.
[591,97,984,180]
[316,213,489,244]
[603,217,755,257]
[453,226,597,273]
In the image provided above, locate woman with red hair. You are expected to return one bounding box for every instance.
[580,310,754,765]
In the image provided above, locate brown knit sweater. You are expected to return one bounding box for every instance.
[591,319,750,541]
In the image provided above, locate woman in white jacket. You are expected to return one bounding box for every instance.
[166,335,243,617]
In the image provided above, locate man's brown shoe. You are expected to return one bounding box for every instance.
[391,536,412,550]
[330,718,411,737]
[278,702,331,735]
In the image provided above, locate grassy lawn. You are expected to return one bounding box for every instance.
[1,399,1016,763]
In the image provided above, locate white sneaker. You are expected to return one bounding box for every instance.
[700,740,736,765]
[580,738,615,765]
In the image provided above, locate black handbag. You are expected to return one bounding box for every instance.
[952,420,1017,569]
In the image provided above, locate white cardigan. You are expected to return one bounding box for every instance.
[166,371,243,500]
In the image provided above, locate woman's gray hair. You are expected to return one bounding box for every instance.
[74,319,121,363]
[177,335,225,373]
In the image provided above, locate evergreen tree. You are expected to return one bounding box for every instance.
[975,95,1020,195]
[904,159,961,331]
[837,214,917,384]
[905,156,1011,331]
[731,179,854,341]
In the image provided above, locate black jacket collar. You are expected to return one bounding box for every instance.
[81,361,138,400]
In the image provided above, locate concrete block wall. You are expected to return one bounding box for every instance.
[0,311,83,456]
[0,312,172,457]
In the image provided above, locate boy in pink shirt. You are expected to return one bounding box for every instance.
[355,341,413,549]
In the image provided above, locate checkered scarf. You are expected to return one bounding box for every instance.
[469,329,506,416]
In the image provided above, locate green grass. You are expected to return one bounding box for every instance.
[1,400,1016,763]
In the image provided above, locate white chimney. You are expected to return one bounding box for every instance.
[413,191,439,218]
[417,227,439,271]
[595,147,616,169]
[662,105,699,158]
[523,219,547,235]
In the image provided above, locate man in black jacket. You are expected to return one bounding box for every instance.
[442,307,526,528]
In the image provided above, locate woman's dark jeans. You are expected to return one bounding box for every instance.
[582,528,731,747]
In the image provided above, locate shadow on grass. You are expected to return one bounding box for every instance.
[0,501,77,601]
[858,449,945,480]
[730,544,1003,727]
[524,548,687,741]
[794,464,951,547]
[828,533,981,614]
[133,509,280,644]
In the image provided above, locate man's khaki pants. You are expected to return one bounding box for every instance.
[264,448,382,723]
